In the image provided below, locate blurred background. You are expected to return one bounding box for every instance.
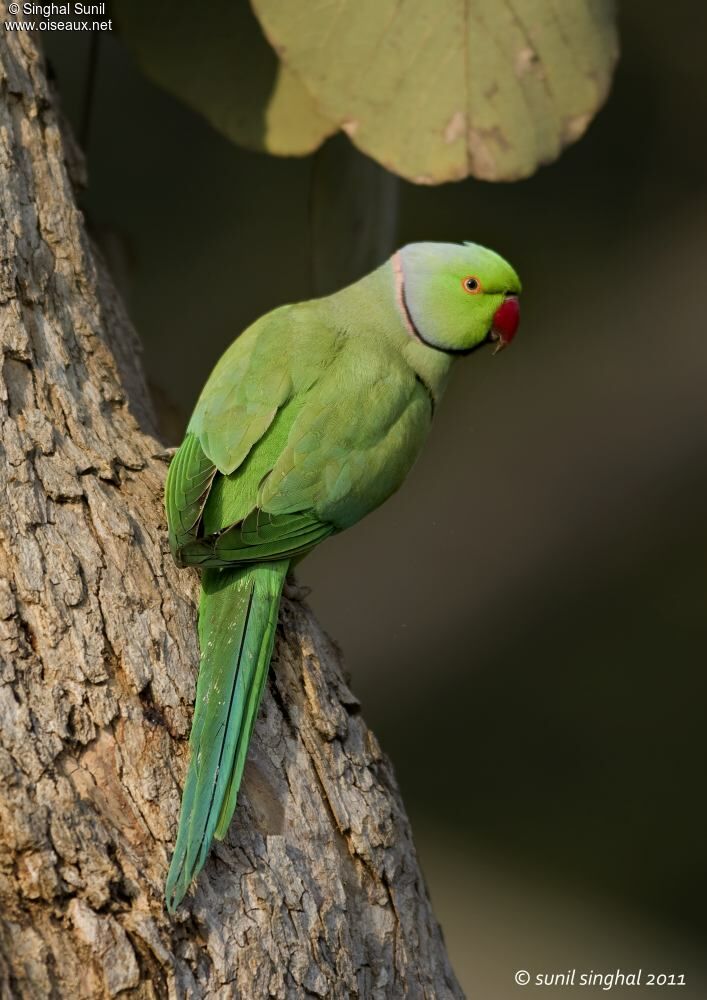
[44,3,707,995]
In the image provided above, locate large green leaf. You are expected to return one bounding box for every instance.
[113,0,336,156]
[252,0,619,182]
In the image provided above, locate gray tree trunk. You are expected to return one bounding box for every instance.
[0,17,462,1000]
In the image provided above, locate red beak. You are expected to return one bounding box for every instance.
[491,295,520,351]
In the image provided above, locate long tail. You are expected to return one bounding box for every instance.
[165,559,288,912]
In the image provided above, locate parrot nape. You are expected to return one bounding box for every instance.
[164,241,521,911]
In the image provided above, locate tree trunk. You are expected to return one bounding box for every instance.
[0,18,462,1000]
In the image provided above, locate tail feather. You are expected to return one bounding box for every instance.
[214,596,278,840]
[165,560,288,912]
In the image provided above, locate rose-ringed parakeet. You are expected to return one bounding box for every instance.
[164,241,521,911]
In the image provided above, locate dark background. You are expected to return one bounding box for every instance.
[45,3,707,995]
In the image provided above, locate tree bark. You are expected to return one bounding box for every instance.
[0,17,462,1000]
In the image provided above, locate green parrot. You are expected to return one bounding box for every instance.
[164,241,521,911]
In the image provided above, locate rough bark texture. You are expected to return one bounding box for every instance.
[0,18,462,1000]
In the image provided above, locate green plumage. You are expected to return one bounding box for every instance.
[164,242,521,910]
[164,561,286,911]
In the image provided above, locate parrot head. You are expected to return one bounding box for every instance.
[393,241,521,355]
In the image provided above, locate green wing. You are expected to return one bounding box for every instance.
[166,299,432,568]
[164,433,218,564]
[165,306,339,568]
[258,337,433,529]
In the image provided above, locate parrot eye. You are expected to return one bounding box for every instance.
[462,275,482,295]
